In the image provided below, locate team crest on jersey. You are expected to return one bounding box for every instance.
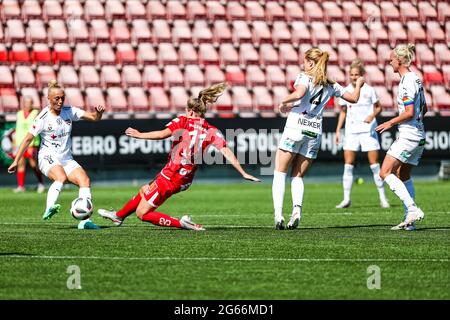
[47,125,52,131]
[56,118,63,125]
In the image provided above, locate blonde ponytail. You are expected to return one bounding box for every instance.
[393,43,415,67]
[187,82,228,117]
[304,48,335,87]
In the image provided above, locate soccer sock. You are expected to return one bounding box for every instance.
[46,181,63,211]
[291,177,304,210]
[79,187,91,199]
[370,163,387,202]
[403,179,416,219]
[272,170,287,222]
[342,164,354,202]
[384,174,415,209]
[33,168,44,184]
[17,171,25,188]
[140,210,182,228]
[116,193,142,220]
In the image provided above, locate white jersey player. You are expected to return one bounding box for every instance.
[273,47,365,230]
[335,59,389,209]
[8,80,105,228]
[376,44,427,231]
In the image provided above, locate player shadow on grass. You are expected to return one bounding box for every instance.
[0,252,34,256]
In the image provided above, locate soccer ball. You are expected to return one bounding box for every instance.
[70,197,93,220]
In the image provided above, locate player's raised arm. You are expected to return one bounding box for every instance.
[341,77,364,103]
[219,146,261,182]
[278,84,308,113]
[82,105,105,122]
[7,133,34,173]
[125,127,172,140]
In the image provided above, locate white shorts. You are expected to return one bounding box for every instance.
[278,127,321,159]
[343,131,380,152]
[387,136,426,166]
[38,155,82,177]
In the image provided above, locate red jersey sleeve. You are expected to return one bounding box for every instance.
[165,116,186,133]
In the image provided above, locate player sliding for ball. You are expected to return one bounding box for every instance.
[98,83,260,231]
[7,80,105,229]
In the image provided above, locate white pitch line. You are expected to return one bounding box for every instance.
[0,255,448,263]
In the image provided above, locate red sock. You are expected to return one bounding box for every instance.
[141,211,182,228]
[33,168,44,184]
[17,171,25,188]
[116,193,142,219]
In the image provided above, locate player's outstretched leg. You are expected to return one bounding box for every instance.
[42,181,63,220]
[98,192,142,226]
[140,210,204,231]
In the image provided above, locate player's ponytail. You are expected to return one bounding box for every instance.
[304,48,335,87]
[394,43,415,67]
[187,82,228,117]
[350,58,366,75]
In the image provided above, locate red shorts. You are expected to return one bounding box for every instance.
[23,147,38,159]
[142,175,181,208]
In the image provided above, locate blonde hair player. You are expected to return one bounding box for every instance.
[376,44,427,231]
[335,59,389,209]
[98,83,260,231]
[8,80,105,229]
[274,48,364,230]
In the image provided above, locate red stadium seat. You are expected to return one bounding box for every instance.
[342,1,362,23]
[231,87,253,114]
[415,44,435,68]
[169,87,189,113]
[213,90,234,117]
[178,43,198,65]
[68,19,89,44]
[232,21,252,44]
[22,0,42,21]
[437,2,450,25]
[380,1,401,23]
[317,43,339,66]
[137,43,157,66]
[74,43,95,67]
[149,87,170,113]
[286,65,301,88]
[225,66,245,85]
[52,43,73,65]
[111,20,131,44]
[6,20,26,44]
[157,43,178,66]
[272,86,290,109]
[0,66,14,88]
[15,65,35,89]
[442,65,450,88]
[1,92,20,112]
[272,21,292,45]
[121,65,142,88]
[259,44,279,65]
[253,86,275,114]
[152,20,172,43]
[20,87,41,109]
[84,0,105,21]
[0,44,8,64]
[219,43,239,66]
[245,1,265,21]
[192,20,213,45]
[184,65,205,87]
[58,65,79,88]
[206,1,226,21]
[285,1,304,23]
[323,1,344,23]
[377,44,391,66]
[330,22,351,46]
[204,65,226,86]
[163,65,184,89]
[146,1,166,20]
[143,65,163,88]
[399,1,419,24]
[116,43,136,65]
[374,86,395,114]
[198,43,219,66]
[85,87,106,112]
[172,19,193,45]
[187,1,207,21]
[311,22,331,46]
[1,0,21,23]
[369,22,389,46]
[127,87,149,112]
[95,43,115,66]
[304,1,324,23]
[365,65,386,86]
[0,23,3,43]
[26,19,47,44]
[213,20,232,44]
[167,1,187,20]
[239,43,259,66]
[226,2,246,21]
[125,0,146,21]
[43,0,63,21]
[36,65,56,89]
[105,0,126,22]
[131,20,152,44]
[90,19,110,43]
[327,65,346,84]
[10,43,30,65]
[31,43,52,65]
[350,22,370,46]
[48,20,68,44]
[388,21,407,47]
[356,44,377,66]
[434,44,450,68]
[431,86,450,116]
[106,87,128,112]
[422,65,444,87]
[63,0,83,20]
[406,21,427,44]
[265,2,285,22]
[291,21,312,46]
[337,44,357,68]
[418,1,438,25]
[252,21,272,44]
[246,65,266,87]
[426,21,445,45]
[100,65,122,89]
[385,67,400,88]
[266,65,286,87]
[79,65,100,89]
[279,44,300,67]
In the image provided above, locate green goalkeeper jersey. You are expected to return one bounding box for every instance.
[15,110,40,148]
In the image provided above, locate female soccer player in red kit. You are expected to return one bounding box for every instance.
[98,83,260,230]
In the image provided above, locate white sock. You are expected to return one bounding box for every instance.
[272,171,287,222]
[370,163,387,202]
[291,177,304,211]
[384,174,415,208]
[342,164,354,202]
[403,179,415,219]
[79,187,92,199]
[46,181,63,211]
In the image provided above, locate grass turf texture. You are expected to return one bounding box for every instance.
[0,181,449,299]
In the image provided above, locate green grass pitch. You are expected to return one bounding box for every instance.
[0,181,449,299]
